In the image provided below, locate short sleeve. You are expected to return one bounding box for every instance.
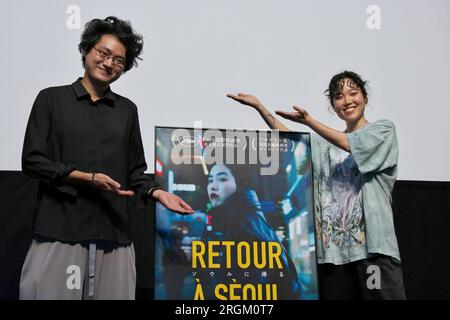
[347,119,398,174]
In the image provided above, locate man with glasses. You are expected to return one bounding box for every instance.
[20,16,194,300]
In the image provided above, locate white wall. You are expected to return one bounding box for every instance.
[1,0,449,181]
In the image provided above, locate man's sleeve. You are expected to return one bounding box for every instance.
[21,89,78,197]
[128,105,160,202]
[347,119,399,174]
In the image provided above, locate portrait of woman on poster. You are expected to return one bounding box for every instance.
[205,163,302,299]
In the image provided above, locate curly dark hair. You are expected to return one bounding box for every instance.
[78,16,143,72]
[325,71,369,109]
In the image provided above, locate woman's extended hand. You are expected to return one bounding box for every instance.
[227,93,262,110]
[275,106,311,126]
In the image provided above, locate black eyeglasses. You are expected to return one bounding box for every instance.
[93,46,126,69]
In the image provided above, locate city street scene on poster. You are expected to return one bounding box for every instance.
[154,126,318,300]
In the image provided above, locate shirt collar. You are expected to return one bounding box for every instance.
[72,77,116,106]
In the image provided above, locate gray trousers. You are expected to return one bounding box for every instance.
[19,236,136,300]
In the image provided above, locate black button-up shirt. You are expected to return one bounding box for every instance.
[22,78,159,244]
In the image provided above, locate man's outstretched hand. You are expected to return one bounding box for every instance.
[92,172,135,196]
[152,189,195,215]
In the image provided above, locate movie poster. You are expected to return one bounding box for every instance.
[154,126,318,300]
